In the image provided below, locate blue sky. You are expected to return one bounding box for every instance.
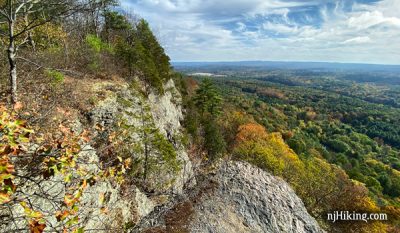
[121,0,400,64]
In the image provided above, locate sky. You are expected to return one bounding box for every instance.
[120,0,400,65]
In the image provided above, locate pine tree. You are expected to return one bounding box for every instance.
[193,78,222,116]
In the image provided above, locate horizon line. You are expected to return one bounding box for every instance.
[171,60,400,66]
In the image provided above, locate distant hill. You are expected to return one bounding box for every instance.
[173,61,400,73]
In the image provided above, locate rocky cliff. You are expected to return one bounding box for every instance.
[1,78,194,232]
[1,78,323,233]
[135,161,325,233]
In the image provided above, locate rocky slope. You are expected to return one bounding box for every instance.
[1,78,194,232]
[136,161,325,233]
[1,78,323,233]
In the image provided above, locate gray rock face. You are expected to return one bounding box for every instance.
[0,79,194,232]
[188,161,324,233]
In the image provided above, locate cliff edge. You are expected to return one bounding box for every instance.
[137,161,324,233]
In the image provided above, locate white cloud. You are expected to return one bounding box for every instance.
[262,22,299,35]
[341,36,372,44]
[121,0,400,64]
[348,11,400,30]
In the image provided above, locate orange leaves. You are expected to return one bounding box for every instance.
[56,210,71,222]
[41,124,87,180]
[63,179,87,209]
[235,123,268,144]
[58,179,89,231]
[1,104,123,232]
[0,192,11,204]
[0,157,15,175]
[0,105,32,204]
[29,220,46,233]
[13,102,23,111]
[64,194,77,208]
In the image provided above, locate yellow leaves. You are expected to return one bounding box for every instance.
[0,158,14,174]
[0,105,33,205]
[1,104,120,232]
[233,123,304,180]
[32,23,67,49]
[21,202,44,219]
[64,194,76,208]
[98,193,109,215]
[20,201,46,232]
[72,227,84,233]
[99,193,105,205]
[124,158,132,169]
[64,173,73,183]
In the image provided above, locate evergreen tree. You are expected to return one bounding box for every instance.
[203,117,226,160]
[193,78,222,116]
[103,10,132,42]
[135,19,171,80]
[192,78,225,160]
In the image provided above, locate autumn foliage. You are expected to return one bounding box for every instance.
[0,105,132,232]
[232,122,392,232]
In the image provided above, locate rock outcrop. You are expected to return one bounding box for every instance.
[137,161,324,233]
[0,79,194,232]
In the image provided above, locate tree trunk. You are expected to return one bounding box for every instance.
[7,21,17,104]
[25,12,36,51]
[143,139,148,182]
[142,105,149,182]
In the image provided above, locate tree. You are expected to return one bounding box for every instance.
[102,10,131,42]
[135,19,170,80]
[203,118,226,161]
[191,78,225,160]
[0,0,86,103]
[86,0,117,36]
[111,14,170,93]
[115,89,180,190]
[193,78,222,116]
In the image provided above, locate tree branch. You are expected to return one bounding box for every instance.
[0,8,10,21]
[13,3,87,39]
[16,56,84,76]
[14,0,31,15]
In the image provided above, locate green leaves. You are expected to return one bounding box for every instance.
[85,34,104,53]
[112,15,170,94]
[193,78,223,116]
[45,69,65,86]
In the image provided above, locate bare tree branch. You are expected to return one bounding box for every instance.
[14,0,29,15]
[13,3,88,39]
[0,8,10,21]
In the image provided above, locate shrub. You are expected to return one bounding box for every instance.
[45,69,64,85]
